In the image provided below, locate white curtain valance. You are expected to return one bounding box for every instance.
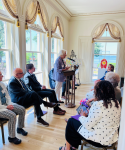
[92,23,121,42]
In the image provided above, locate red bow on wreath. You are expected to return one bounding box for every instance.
[101,59,107,69]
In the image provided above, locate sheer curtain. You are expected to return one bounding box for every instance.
[25,1,49,32]
[37,2,48,32]
[51,16,64,39]
[92,23,121,42]
[2,0,18,18]
[25,1,38,24]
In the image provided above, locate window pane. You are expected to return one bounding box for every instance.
[51,38,54,52]
[26,52,42,72]
[102,30,111,37]
[0,51,10,79]
[31,30,39,51]
[51,53,58,68]
[51,38,57,52]
[106,43,118,54]
[0,0,3,10]
[58,39,61,52]
[32,53,42,72]
[26,52,32,64]
[0,20,6,49]
[94,42,105,55]
[93,55,116,68]
[102,30,107,37]
[26,30,31,51]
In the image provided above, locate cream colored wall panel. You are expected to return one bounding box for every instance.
[78,37,92,84]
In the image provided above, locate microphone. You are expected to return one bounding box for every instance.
[67,57,75,62]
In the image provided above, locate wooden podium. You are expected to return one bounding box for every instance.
[63,70,76,108]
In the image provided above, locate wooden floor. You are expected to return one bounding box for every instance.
[0,85,92,150]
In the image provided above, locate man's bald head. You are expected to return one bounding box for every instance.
[13,68,24,79]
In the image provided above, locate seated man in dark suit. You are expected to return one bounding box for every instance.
[24,64,66,115]
[8,68,57,127]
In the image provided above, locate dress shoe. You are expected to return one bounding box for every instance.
[8,137,21,144]
[44,102,57,108]
[17,128,28,136]
[53,110,65,115]
[58,100,64,103]
[37,118,49,127]
[57,103,60,106]
[58,107,66,113]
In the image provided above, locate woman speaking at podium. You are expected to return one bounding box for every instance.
[53,49,70,103]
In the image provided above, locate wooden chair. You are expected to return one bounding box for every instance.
[81,140,117,150]
[0,118,9,144]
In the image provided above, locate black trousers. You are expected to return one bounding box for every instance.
[17,91,44,119]
[37,89,58,111]
[66,118,108,148]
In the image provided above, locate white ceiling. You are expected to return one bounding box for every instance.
[59,0,125,15]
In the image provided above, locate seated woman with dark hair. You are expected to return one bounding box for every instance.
[60,81,121,150]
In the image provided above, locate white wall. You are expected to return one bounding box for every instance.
[69,14,125,84]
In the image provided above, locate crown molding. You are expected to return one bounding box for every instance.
[72,10,125,17]
[44,0,71,20]
[70,12,125,21]
[53,1,125,19]
[55,0,72,16]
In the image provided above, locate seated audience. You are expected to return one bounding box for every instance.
[24,64,66,115]
[8,68,57,127]
[100,64,114,80]
[105,72,121,104]
[60,81,121,150]
[53,49,70,103]
[0,71,27,144]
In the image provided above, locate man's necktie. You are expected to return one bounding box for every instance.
[20,80,28,91]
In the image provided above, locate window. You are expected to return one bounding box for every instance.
[92,42,118,81]
[51,38,61,68]
[51,27,62,68]
[0,0,3,10]
[0,20,13,80]
[26,29,44,83]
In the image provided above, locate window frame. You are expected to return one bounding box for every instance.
[0,20,15,82]
[26,26,46,84]
[92,41,119,82]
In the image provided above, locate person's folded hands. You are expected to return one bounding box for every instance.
[7,105,14,111]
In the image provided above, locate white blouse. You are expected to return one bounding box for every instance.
[78,100,121,145]
[0,82,12,112]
